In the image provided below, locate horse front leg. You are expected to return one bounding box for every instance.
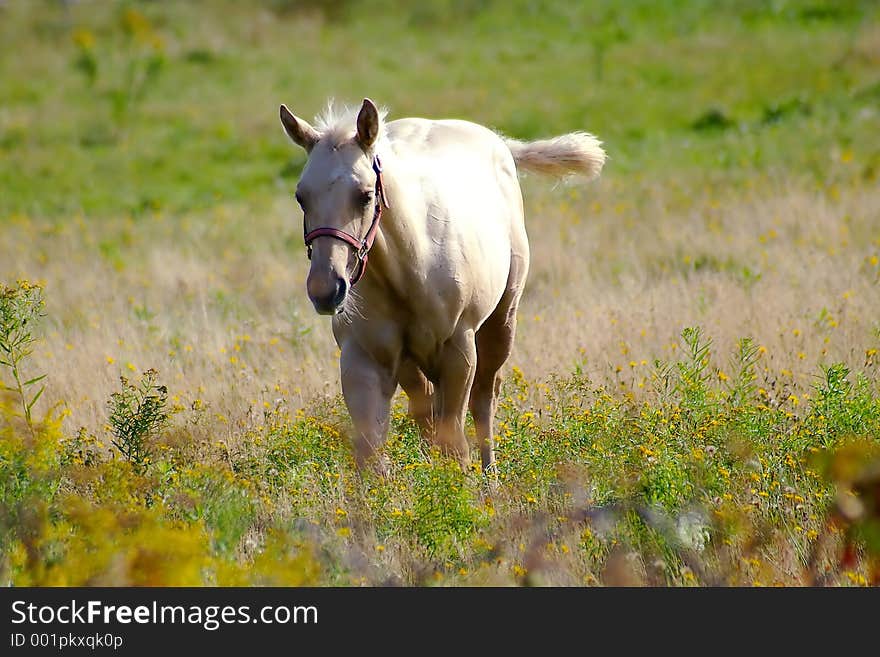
[432,328,477,468]
[340,340,397,475]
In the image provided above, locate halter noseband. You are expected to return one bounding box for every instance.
[303,155,390,286]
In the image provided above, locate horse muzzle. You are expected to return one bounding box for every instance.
[308,275,348,315]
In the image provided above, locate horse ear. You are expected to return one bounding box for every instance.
[356,98,380,150]
[280,104,318,152]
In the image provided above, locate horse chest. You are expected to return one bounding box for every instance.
[402,322,444,366]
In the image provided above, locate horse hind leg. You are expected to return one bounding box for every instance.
[470,288,521,472]
[398,359,434,439]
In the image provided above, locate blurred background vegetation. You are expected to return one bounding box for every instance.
[1,0,878,217]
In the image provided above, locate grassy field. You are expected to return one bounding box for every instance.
[2,0,880,586]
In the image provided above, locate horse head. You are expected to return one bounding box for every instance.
[279,98,386,315]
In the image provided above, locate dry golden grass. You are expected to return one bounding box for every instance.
[4,169,877,441]
[520,173,880,390]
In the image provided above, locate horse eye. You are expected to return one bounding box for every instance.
[294,192,306,210]
[357,190,373,207]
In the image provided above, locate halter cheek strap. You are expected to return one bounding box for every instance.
[303,155,390,286]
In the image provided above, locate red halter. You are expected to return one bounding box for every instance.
[303,155,390,286]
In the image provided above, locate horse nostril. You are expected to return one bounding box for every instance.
[307,270,349,315]
[332,277,348,309]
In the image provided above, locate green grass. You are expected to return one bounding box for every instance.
[4,310,879,585]
[1,0,878,217]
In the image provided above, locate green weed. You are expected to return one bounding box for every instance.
[0,281,46,435]
[107,369,168,472]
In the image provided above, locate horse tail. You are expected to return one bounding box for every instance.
[504,132,606,180]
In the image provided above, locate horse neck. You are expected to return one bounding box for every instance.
[363,156,413,290]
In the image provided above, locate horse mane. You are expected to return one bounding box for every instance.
[314,100,389,146]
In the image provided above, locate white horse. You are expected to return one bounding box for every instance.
[279,98,605,473]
